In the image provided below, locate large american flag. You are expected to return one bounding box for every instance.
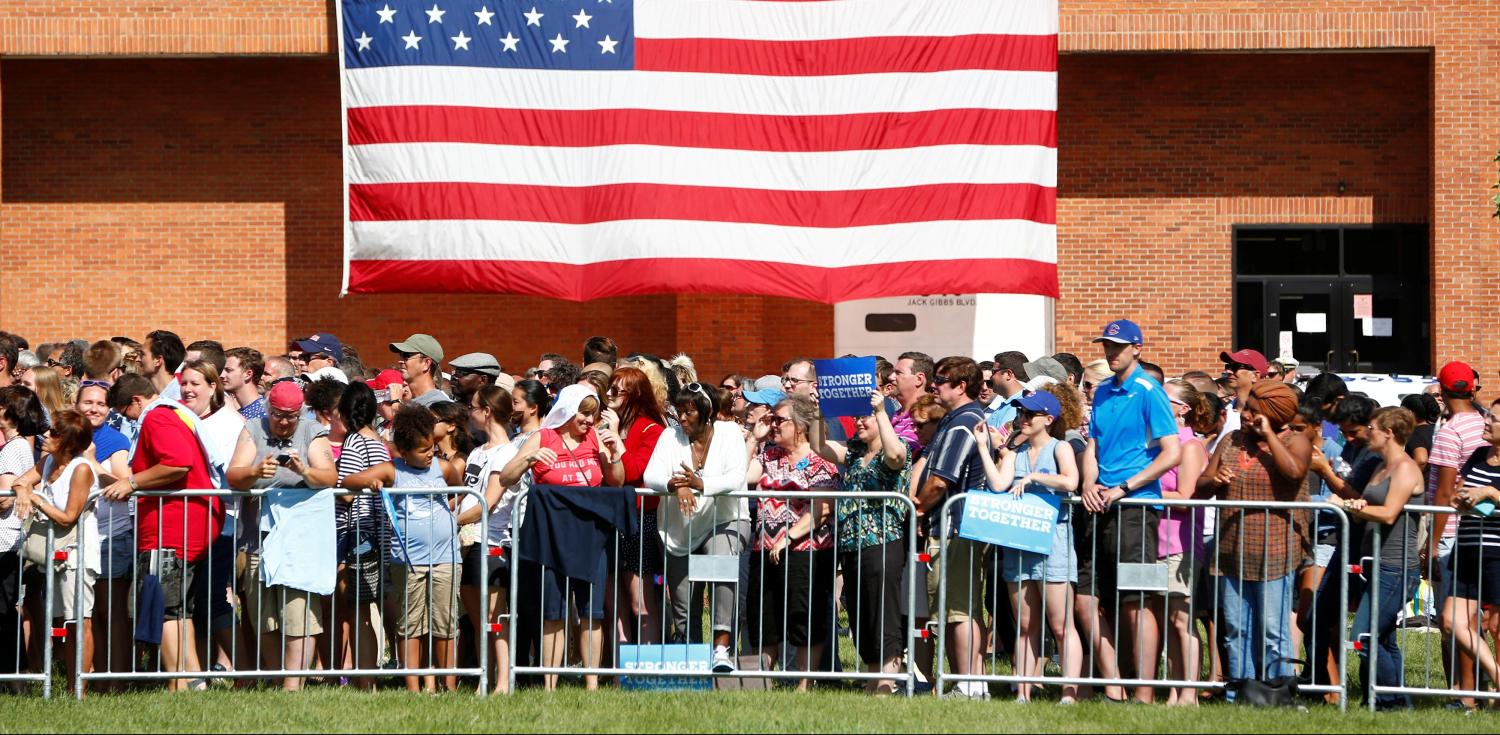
[340,0,1057,302]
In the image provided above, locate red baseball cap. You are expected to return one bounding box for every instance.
[1438,361,1476,393]
[1220,349,1270,379]
[368,369,404,391]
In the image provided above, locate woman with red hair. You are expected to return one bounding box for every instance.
[602,366,668,644]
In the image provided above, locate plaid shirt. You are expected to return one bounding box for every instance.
[1211,431,1306,581]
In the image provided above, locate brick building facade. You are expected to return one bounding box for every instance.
[1,2,1496,385]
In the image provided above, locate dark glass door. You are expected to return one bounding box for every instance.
[1233,226,1429,375]
[1266,280,1343,371]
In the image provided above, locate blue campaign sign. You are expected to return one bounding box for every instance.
[812,356,878,418]
[958,491,1061,554]
[619,644,713,691]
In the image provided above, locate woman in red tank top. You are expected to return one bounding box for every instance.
[599,367,668,647]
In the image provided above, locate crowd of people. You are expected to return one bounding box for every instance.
[0,322,1493,710]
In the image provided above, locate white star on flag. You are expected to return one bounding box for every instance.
[549,33,570,53]
[597,34,617,54]
[451,31,472,50]
[402,30,423,49]
[500,32,520,51]
[572,9,592,28]
[376,4,397,23]
[425,4,446,23]
[474,6,495,25]
[355,32,374,51]
[523,6,543,26]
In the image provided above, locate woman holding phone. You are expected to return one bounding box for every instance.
[972,391,1082,704]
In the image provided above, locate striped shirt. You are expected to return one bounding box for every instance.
[336,431,392,557]
[1457,446,1500,551]
[1428,411,1487,540]
[0,436,35,553]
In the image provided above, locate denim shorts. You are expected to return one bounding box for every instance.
[1002,508,1076,583]
[100,533,135,580]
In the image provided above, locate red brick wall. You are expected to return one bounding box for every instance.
[1053,51,1432,373]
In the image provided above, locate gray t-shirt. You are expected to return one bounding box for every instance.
[409,388,452,408]
[243,416,328,550]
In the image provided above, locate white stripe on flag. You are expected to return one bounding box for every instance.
[344,66,1058,114]
[636,0,1058,40]
[348,142,1057,190]
[350,218,1057,268]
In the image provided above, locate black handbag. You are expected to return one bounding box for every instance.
[1226,675,1299,706]
[1226,658,1305,706]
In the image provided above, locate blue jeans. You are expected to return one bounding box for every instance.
[1352,564,1418,709]
[1220,572,1294,701]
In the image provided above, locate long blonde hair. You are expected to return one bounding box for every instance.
[26,366,68,419]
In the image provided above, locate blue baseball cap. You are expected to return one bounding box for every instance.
[1015,390,1062,419]
[1092,319,1144,346]
[293,332,344,362]
[742,387,786,407]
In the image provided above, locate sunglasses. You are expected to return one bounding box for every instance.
[79,379,112,390]
[931,375,957,387]
[685,382,713,401]
[767,415,789,427]
[1225,362,1254,374]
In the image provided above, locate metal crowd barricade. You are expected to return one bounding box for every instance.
[933,494,1352,710]
[73,487,490,698]
[1367,504,1498,711]
[505,487,922,694]
[1,489,57,699]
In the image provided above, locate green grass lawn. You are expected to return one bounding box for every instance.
[1,687,1495,734]
[1,617,1487,732]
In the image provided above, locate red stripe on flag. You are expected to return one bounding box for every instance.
[347,106,1057,151]
[350,182,1056,227]
[635,34,1058,76]
[347,258,1059,303]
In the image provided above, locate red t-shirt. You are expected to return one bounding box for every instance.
[533,428,603,487]
[132,405,224,562]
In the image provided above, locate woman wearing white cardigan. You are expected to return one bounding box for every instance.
[643,383,749,674]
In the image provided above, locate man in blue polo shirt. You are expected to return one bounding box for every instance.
[1079,319,1180,704]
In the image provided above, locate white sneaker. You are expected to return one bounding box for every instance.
[957,681,990,700]
[712,645,736,673]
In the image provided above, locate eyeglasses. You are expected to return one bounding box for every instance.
[79,379,112,390]
[1169,398,1188,408]
[782,376,815,387]
[269,409,300,421]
